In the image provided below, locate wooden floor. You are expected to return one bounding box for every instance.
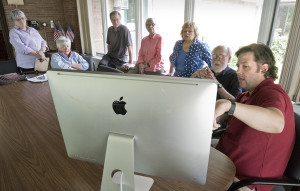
[0,80,235,191]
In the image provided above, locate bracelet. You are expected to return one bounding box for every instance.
[227,99,236,116]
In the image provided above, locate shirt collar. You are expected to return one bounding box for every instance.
[58,50,72,58]
[147,33,157,39]
[14,25,29,31]
[113,24,122,31]
[246,78,274,97]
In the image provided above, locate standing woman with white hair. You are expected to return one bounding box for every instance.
[51,36,89,70]
[9,9,48,73]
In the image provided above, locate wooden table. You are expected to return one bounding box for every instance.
[0,80,235,191]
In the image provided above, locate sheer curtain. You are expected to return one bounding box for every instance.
[279,0,300,102]
[76,0,96,55]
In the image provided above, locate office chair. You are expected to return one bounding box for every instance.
[81,54,95,71]
[227,112,300,191]
[0,59,17,75]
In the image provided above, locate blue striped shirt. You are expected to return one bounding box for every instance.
[51,52,89,70]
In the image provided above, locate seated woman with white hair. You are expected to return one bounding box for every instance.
[51,36,89,70]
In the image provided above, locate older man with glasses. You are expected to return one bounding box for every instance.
[191,45,242,100]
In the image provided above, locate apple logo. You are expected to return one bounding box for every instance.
[112,96,127,115]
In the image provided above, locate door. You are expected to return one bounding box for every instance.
[0,0,17,74]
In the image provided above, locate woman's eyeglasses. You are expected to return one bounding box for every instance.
[15,17,26,22]
[146,23,155,27]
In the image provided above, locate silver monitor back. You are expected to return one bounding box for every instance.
[48,70,217,185]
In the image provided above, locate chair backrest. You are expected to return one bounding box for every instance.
[81,54,95,71]
[0,60,17,75]
[284,110,300,180]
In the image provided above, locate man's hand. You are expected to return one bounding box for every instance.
[191,66,215,79]
[124,63,133,70]
[213,99,231,130]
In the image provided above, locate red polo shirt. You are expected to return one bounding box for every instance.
[217,78,295,191]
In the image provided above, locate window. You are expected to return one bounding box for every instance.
[194,0,264,69]
[270,0,296,81]
[143,0,185,71]
[86,0,294,74]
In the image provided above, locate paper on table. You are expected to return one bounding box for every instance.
[27,73,48,83]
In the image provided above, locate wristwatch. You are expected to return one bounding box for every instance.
[217,83,223,89]
[227,99,236,116]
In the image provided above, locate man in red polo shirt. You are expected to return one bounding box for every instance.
[214,43,295,191]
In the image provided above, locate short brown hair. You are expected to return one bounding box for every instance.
[110,11,121,19]
[180,21,199,39]
[145,18,156,26]
[235,43,278,79]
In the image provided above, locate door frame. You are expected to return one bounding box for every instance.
[0,1,14,60]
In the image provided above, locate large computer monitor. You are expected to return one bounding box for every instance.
[47,70,217,191]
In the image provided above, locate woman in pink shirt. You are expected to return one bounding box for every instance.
[129,18,164,75]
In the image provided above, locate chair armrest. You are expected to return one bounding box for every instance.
[81,54,95,71]
[228,177,300,191]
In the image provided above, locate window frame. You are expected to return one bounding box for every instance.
[80,0,283,60]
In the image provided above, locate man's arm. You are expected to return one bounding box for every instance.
[124,45,133,70]
[128,45,133,65]
[216,85,235,100]
[167,64,175,76]
[191,67,235,99]
[214,99,284,133]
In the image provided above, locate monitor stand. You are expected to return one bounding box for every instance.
[101,133,154,191]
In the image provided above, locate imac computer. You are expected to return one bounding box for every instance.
[47,70,217,191]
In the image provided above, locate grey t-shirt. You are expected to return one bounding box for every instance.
[107,24,133,62]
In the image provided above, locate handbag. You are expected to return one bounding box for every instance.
[35,57,49,72]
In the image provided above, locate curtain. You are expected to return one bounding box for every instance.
[279,0,300,102]
[76,0,96,55]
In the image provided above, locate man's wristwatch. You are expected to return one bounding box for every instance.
[227,99,236,116]
[217,83,223,89]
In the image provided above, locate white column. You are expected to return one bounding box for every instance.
[76,0,96,55]
[184,0,195,22]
